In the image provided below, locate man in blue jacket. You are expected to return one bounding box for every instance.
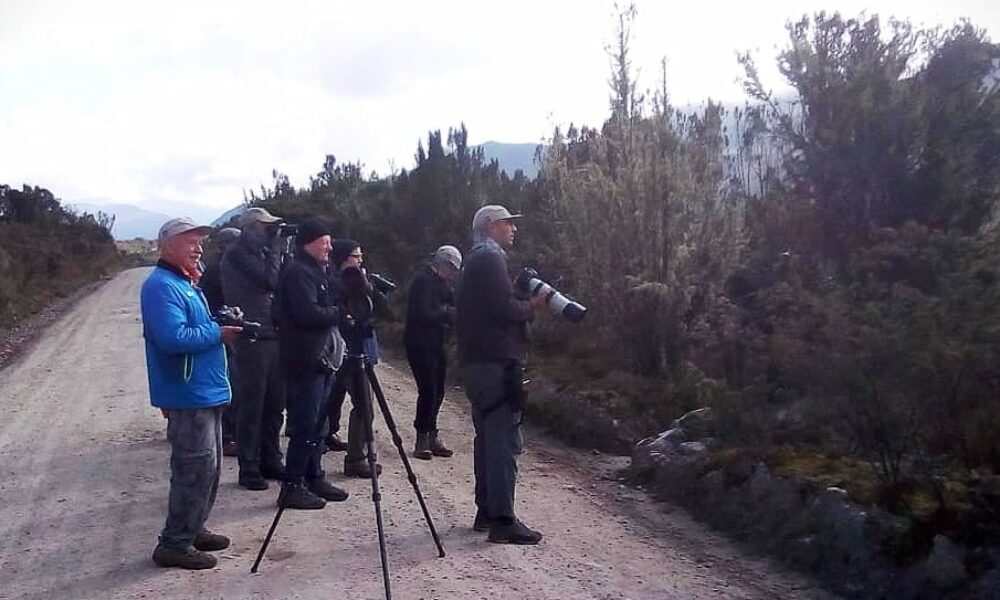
[141,217,243,570]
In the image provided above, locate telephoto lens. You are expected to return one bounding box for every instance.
[516,268,587,323]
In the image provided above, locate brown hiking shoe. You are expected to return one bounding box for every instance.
[222,440,238,457]
[413,433,433,460]
[152,544,218,569]
[429,432,453,458]
[193,530,230,552]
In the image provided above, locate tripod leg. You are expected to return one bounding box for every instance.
[365,361,447,558]
[251,492,286,573]
[353,361,393,600]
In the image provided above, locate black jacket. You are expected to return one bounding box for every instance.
[274,254,340,375]
[199,257,225,315]
[456,239,533,363]
[404,264,455,349]
[221,233,281,338]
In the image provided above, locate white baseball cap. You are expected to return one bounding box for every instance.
[472,204,522,232]
[157,217,213,244]
[433,245,463,269]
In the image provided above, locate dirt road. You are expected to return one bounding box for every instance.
[0,268,837,600]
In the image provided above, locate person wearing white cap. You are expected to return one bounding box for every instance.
[403,245,463,460]
[456,205,546,545]
[141,217,242,569]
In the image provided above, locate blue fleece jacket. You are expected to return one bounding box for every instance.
[140,263,231,409]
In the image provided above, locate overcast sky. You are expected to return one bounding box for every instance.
[1,0,997,222]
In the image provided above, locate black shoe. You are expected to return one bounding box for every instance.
[279,483,326,510]
[193,529,230,552]
[307,478,349,502]
[239,472,269,490]
[413,433,433,460]
[429,432,454,458]
[222,440,238,457]
[473,510,494,532]
[344,458,382,479]
[261,463,285,481]
[325,433,349,452]
[152,544,217,569]
[488,518,543,545]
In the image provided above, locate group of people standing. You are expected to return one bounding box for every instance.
[140,203,545,570]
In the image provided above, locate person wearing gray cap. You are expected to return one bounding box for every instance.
[141,217,242,569]
[198,226,242,455]
[221,206,287,491]
[404,245,462,460]
[457,205,546,545]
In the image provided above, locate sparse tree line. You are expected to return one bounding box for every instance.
[0,184,119,328]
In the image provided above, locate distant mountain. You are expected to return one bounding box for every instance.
[477,141,542,179]
[67,203,173,240]
[211,204,246,228]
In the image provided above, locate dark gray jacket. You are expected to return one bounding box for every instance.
[456,237,533,364]
[221,232,280,338]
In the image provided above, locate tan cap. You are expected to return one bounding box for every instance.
[238,207,283,227]
[157,217,213,244]
[433,245,463,269]
[472,204,522,232]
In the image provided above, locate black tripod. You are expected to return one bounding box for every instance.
[251,351,446,600]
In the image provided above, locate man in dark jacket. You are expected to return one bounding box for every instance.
[198,226,241,455]
[273,220,349,509]
[222,207,287,490]
[457,204,545,545]
[405,245,462,460]
[141,217,242,570]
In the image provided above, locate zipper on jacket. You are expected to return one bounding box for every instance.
[183,354,193,383]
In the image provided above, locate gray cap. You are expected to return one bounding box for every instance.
[238,207,283,227]
[215,227,241,244]
[472,204,522,232]
[158,217,213,244]
[433,245,463,269]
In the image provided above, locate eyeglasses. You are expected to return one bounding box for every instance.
[348,253,363,259]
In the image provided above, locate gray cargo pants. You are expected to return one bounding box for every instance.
[460,361,523,521]
[159,407,222,549]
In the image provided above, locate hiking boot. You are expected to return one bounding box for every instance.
[278,483,326,510]
[307,478,349,502]
[473,510,494,533]
[413,433,433,460]
[222,440,238,457]
[238,472,269,491]
[261,463,285,481]
[193,529,230,552]
[344,457,382,479]
[151,544,217,569]
[429,432,453,458]
[488,518,543,545]
[325,433,349,452]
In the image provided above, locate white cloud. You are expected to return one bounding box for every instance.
[1,0,997,218]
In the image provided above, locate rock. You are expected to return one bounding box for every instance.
[670,407,714,437]
[677,441,708,456]
[924,535,969,590]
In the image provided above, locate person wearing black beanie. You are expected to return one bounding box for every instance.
[295,219,332,248]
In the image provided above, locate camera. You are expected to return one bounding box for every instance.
[515,268,587,324]
[278,223,299,237]
[367,271,397,295]
[212,305,263,340]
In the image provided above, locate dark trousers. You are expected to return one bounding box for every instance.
[460,361,522,521]
[327,370,348,436]
[233,338,285,475]
[407,343,447,434]
[221,346,237,443]
[160,407,222,549]
[285,370,332,484]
